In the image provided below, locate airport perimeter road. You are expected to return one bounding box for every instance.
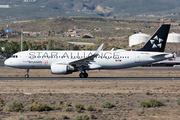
[0,77,179,81]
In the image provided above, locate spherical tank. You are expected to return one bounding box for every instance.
[129,33,150,47]
[167,33,180,43]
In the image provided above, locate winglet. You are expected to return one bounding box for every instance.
[94,43,104,55]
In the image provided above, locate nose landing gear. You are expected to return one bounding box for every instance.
[25,69,29,78]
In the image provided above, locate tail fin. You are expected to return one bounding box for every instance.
[137,24,170,52]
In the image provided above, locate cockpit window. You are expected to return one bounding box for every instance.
[11,55,18,58]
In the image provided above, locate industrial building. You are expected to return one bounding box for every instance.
[129,33,150,47]
[167,33,180,43]
[129,32,180,47]
[0,5,9,8]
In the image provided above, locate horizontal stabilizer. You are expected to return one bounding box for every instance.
[151,53,169,58]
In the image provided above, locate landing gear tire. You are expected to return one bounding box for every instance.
[79,73,88,78]
[25,74,29,78]
[84,73,88,78]
[79,73,85,78]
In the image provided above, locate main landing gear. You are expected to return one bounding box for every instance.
[25,69,29,78]
[79,71,88,78]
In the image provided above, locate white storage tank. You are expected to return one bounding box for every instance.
[129,33,150,47]
[167,33,180,43]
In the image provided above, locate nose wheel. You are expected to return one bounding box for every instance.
[79,72,88,78]
[25,69,29,78]
[25,74,29,78]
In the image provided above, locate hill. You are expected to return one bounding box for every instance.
[1,0,180,21]
[8,17,167,37]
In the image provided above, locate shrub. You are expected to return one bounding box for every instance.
[31,99,34,102]
[75,108,81,113]
[176,100,180,105]
[166,99,170,102]
[64,107,73,112]
[139,101,150,108]
[148,99,164,107]
[19,117,24,120]
[37,115,43,119]
[73,114,89,120]
[145,91,151,95]
[72,102,84,110]
[54,106,61,110]
[3,101,23,112]
[48,92,52,96]
[50,106,61,110]
[114,100,119,104]
[139,99,164,108]
[61,115,68,120]
[90,114,96,119]
[0,98,4,104]
[59,100,64,105]
[85,104,94,111]
[44,117,55,120]
[100,101,113,108]
[25,101,52,111]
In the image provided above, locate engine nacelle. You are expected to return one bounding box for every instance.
[51,64,74,74]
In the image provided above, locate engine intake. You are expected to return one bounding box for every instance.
[51,64,74,74]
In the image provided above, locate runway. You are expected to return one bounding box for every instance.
[0,66,180,80]
[0,77,179,80]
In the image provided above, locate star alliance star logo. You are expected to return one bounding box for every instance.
[150,35,163,48]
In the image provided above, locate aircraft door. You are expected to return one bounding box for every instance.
[23,53,29,61]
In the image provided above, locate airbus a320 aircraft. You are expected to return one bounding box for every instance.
[4,24,173,78]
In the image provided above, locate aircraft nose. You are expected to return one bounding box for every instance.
[4,59,10,66]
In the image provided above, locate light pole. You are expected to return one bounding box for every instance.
[19,24,24,51]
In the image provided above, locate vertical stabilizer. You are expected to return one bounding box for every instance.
[138,24,170,52]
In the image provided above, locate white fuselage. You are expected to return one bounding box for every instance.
[4,50,174,70]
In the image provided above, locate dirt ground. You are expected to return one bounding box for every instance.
[0,68,180,120]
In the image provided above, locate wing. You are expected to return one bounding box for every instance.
[69,43,104,67]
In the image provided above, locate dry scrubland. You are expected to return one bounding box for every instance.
[0,69,180,119]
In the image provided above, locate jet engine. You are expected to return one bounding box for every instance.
[51,64,74,74]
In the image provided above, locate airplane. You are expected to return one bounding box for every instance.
[4,24,174,78]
